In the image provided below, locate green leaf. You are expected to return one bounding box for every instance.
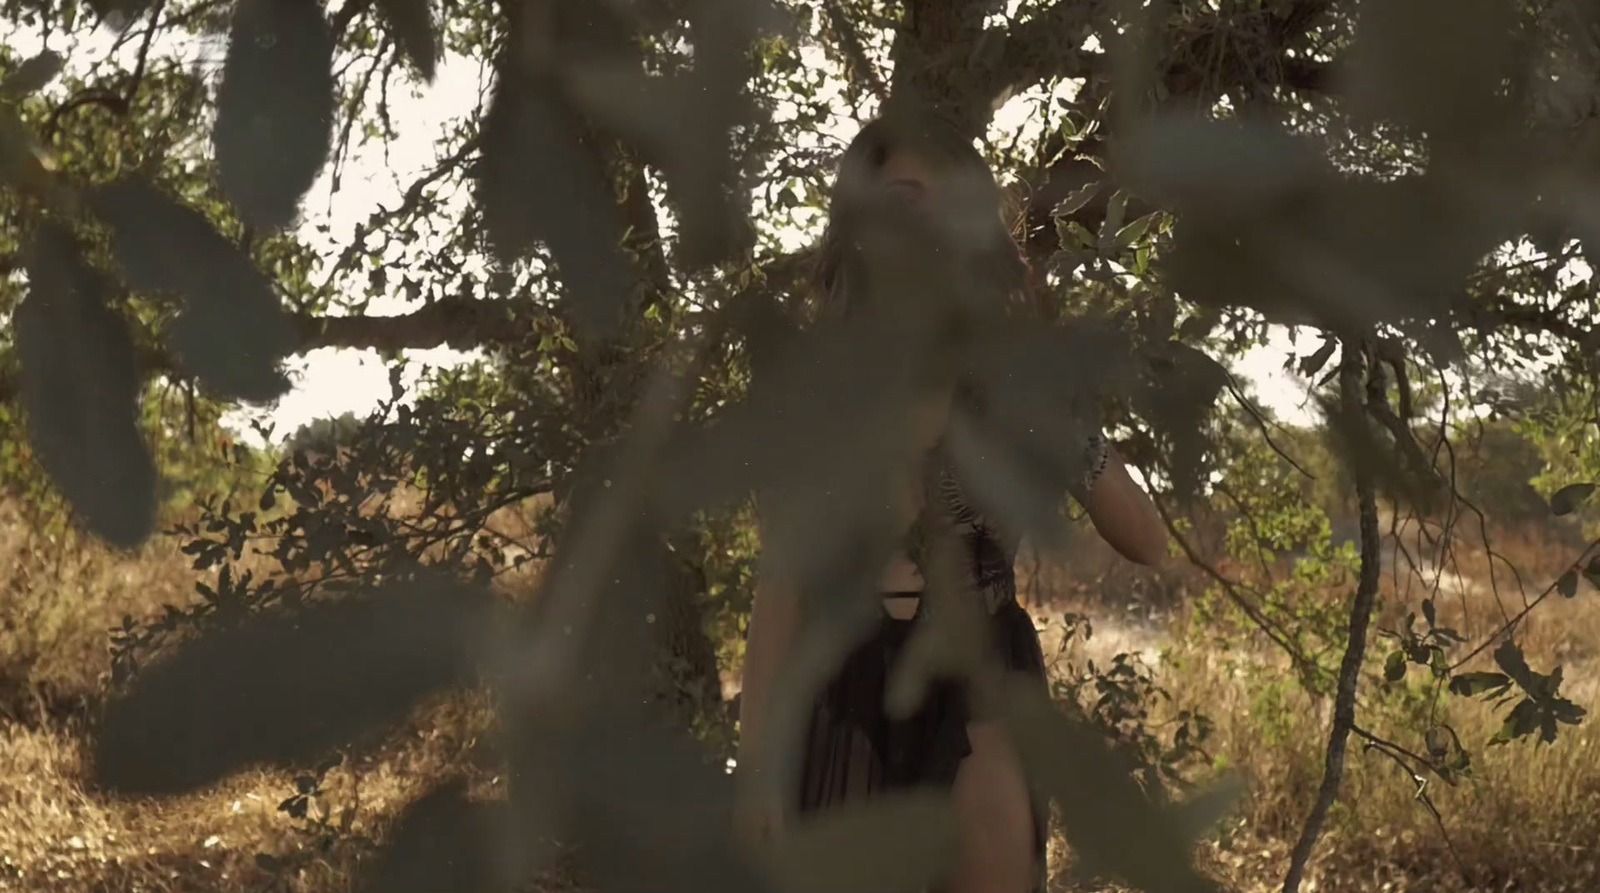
[1421,598,1436,627]
[1492,639,1535,690]
[764,790,959,893]
[1449,671,1511,698]
[1490,698,1542,745]
[1558,569,1579,599]
[375,0,438,81]
[1065,219,1097,250]
[214,0,336,230]
[1113,213,1156,251]
[1429,646,1449,678]
[1585,554,1600,590]
[1297,338,1337,378]
[1554,699,1587,725]
[1176,311,1219,342]
[1097,189,1128,254]
[14,224,157,549]
[1384,649,1406,682]
[1551,483,1595,516]
[93,178,295,402]
[1052,181,1099,218]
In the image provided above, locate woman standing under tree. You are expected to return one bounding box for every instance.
[733,105,1169,893]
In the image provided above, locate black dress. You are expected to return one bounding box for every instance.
[795,431,1109,892]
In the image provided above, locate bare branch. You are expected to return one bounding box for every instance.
[1283,340,1384,893]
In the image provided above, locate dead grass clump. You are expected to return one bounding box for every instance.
[0,507,206,721]
[0,687,498,893]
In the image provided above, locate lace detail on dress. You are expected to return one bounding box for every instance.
[907,430,1109,615]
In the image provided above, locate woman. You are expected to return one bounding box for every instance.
[735,106,1168,893]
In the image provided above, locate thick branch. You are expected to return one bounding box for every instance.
[292,298,527,353]
[980,0,1338,109]
[887,0,998,134]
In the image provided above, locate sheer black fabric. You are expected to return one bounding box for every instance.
[796,598,1050,892]
[793,434,1109,892]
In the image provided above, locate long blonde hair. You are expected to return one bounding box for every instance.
[809,105,1030,322]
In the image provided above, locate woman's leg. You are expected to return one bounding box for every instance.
[945,721,1036,893]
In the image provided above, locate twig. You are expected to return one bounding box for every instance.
[125,0,169,107]
[1147,488,1322,681]
[1225,374,1315,481]
[320,133,483,292]
[1349,724,1473,885]
[1448,538,1600,672]
[1282,338,1382,893]
[44,90,129,139]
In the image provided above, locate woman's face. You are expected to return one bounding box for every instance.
[876,148,944,211]
[872,145,1001,248]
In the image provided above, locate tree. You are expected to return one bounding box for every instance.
[4,1,1600,892]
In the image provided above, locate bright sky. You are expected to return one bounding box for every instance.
[236,52,1318,439]
[9,20,1320,447]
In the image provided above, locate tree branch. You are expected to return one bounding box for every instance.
[979,0,1338,109]
[291,297,526,353]
[887,0,997,134]
[981,1,1106,104]
[331,0,374,39]
[1282,338,1383,893]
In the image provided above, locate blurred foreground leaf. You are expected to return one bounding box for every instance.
[477,73,631,338]
[15,224,156,548]
[355,779,512,893]
[1550,482,1595,516]
[93,578,497,795]
[509,697,765,893]
[0,50,64,99]
[214,0,336,230]
[998,677,1224,893]
[376,0,439,81]
[93,178,296,402]
[564,0,780,268]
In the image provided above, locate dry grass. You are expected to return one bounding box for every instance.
[4,501,1600,893]
[0,687,497,892]
[1033,514,1600,892]
[0,504,199,721]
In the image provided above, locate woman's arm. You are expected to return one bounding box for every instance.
[1079,443,1168,566]
[736,566,801,778]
